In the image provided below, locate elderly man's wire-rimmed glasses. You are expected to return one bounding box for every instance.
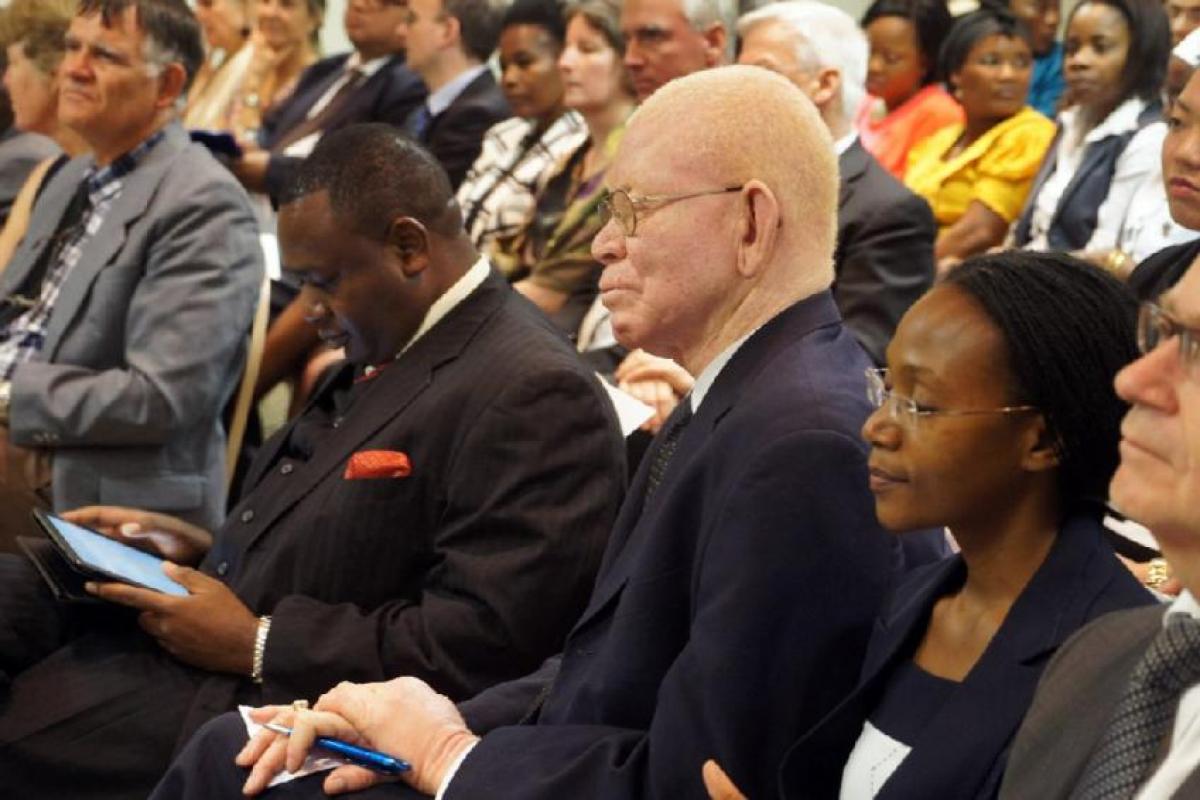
[865,368,1038,427]
[600,185,744,236]
[1138,302,1200,376]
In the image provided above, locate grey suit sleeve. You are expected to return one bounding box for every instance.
[8,176,263,447]
[834,194,935,365]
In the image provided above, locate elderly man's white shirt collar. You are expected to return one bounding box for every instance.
[834,132,858,156]
[689,330,757,412]
[395,256,490,359]
[427,65,489,117]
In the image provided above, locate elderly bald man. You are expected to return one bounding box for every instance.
[152,66,933,800]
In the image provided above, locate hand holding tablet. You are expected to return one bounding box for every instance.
[32,509,188,596]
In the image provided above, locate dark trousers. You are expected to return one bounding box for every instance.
[0,553,206,799]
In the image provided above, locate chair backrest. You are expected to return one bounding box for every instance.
[225,258,272,494]
[0,155,61,273]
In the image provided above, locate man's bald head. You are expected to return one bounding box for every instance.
[594,66,839,373]
[624,65,837,289]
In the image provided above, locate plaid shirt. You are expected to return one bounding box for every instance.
[456,112,588,261]
[0,130,165,380]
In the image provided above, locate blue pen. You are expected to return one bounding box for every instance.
[263,722,411,775]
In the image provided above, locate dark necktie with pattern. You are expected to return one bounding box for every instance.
[0,178,91,328]
[405,104,434,142]
[272,67,366,153]
[1072,612,1200,800]
[645,398,692,500]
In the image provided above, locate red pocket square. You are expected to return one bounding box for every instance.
[344,450,412,480]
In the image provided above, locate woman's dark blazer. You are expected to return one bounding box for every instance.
[777,514,1155,800]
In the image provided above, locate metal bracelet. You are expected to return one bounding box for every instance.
[252,615,272,684]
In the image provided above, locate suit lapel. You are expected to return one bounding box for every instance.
[571,293,845,633]
[877,517,1130,799]
[424,70,495,141]
[242,273,508,550]
[299,57,395,140]
[40,124,191,360]
[779,556,964,795]
[0,158,89,297]
[267,56,348,142]
[1017,126,1063,237]
[1050,135,1117,224]
[838,141,870,211]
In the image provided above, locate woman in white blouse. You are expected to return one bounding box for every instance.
[1011,0,1171,253]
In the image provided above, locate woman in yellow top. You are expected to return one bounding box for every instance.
[906,8,1056,271]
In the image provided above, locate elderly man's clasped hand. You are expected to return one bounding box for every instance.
[239,678,480,797]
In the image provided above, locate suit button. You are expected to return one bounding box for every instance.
[240,509,255,523]
[216,561,229,576]
[279,463,294,475]
[332,416,343,429]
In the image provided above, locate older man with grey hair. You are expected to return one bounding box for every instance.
[150,64,946,800]
[621,0,736,100]
[0,0,260,533]
[737,0,935,364]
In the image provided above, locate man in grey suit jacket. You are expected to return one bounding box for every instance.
[0,0,261,532]
[999,259,1200,798]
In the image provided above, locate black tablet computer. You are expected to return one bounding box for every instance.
[31,509,188,597]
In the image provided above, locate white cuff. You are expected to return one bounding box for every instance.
[434,740,478,800]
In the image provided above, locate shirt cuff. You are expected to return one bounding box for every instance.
[435,740,478,800]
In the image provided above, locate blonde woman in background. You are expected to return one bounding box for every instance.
[229,0,323,143]
[0,0,87,265]
[185,0,254,130]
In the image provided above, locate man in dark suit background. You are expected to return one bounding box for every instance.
[737,0,935,366]
[399,0,510,189]
[156,65,942,800]
[233,0,427,203]
[0,124,625,799]
[997,259,1200,798]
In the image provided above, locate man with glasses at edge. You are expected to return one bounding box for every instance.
[151,65,946,800]
[997,259,1200,798]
